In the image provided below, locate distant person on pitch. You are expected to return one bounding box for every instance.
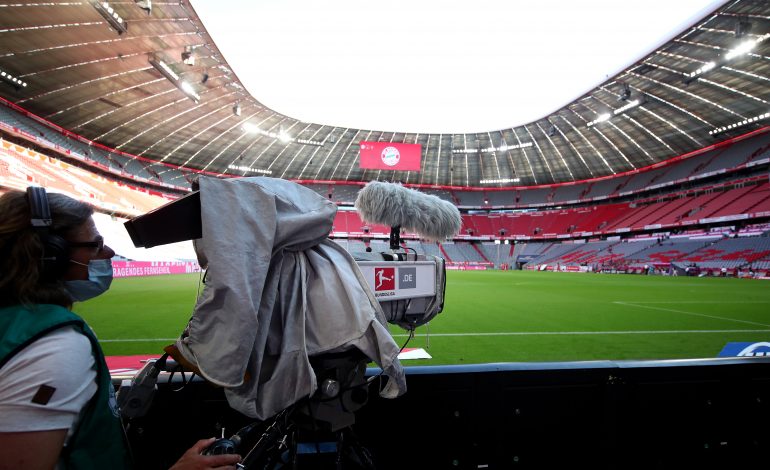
[0,188,241,469]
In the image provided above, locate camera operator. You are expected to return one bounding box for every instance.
[0,188,241,469]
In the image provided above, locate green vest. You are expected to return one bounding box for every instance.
[0,304,130,469]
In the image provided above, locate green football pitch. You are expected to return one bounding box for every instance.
[74,270,770,365]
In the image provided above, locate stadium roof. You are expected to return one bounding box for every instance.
[0,0,768,188]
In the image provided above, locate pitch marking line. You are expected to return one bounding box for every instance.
[101,329,770,342]
[613,301,770,328]
[101,338,177,342]
[616,301,770,304]
[392,329,770,337]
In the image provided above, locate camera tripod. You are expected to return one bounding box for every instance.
[206,350,378,469]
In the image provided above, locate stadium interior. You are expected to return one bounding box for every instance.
[1,0,769,468]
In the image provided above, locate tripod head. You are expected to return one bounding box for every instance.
[203,348,374,468]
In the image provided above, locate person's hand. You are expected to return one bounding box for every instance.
[169,437,242,470]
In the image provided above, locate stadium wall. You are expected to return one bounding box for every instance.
[123,358,770,469]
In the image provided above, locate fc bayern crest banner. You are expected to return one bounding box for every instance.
[359,141,422,171]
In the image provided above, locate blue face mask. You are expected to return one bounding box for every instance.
[64,258,113,302]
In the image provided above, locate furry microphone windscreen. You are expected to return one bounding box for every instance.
[354,181,461,241]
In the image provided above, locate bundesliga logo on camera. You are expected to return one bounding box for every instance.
[381,146,400,167]
[374,267,395,291]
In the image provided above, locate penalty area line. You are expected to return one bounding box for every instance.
[614,301,770,328]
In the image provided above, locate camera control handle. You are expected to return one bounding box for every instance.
[203,437,238,455]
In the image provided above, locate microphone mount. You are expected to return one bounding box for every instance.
[389,225,401,250]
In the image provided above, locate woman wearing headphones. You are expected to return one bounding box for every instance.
[0,188,240,470]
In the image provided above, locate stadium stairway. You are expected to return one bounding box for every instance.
[438,243,452,262]
[472,243,491,263]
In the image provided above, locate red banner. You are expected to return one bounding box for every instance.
[359,141,421,171]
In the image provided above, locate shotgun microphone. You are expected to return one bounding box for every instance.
[354,181,461,241]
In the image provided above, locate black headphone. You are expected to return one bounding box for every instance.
[26,187,70,280]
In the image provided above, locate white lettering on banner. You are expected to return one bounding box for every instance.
[114,266,172,276]
[112,261,201,278]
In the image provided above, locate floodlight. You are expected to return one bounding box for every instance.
[149,55,199,103]
[587,96,646,128]
[586,113,611,127]
[725,40,757,60]
[0,68,28,89]
[92,1,128,35]
[242,122,323,146]
[179,81,199,102]
[480,178,520,184]
[684,33,769,84]
[227,165,272,174]
[708,111,770,136]
[453,142,531,154]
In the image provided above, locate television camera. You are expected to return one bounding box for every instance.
[118,177,460,468]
